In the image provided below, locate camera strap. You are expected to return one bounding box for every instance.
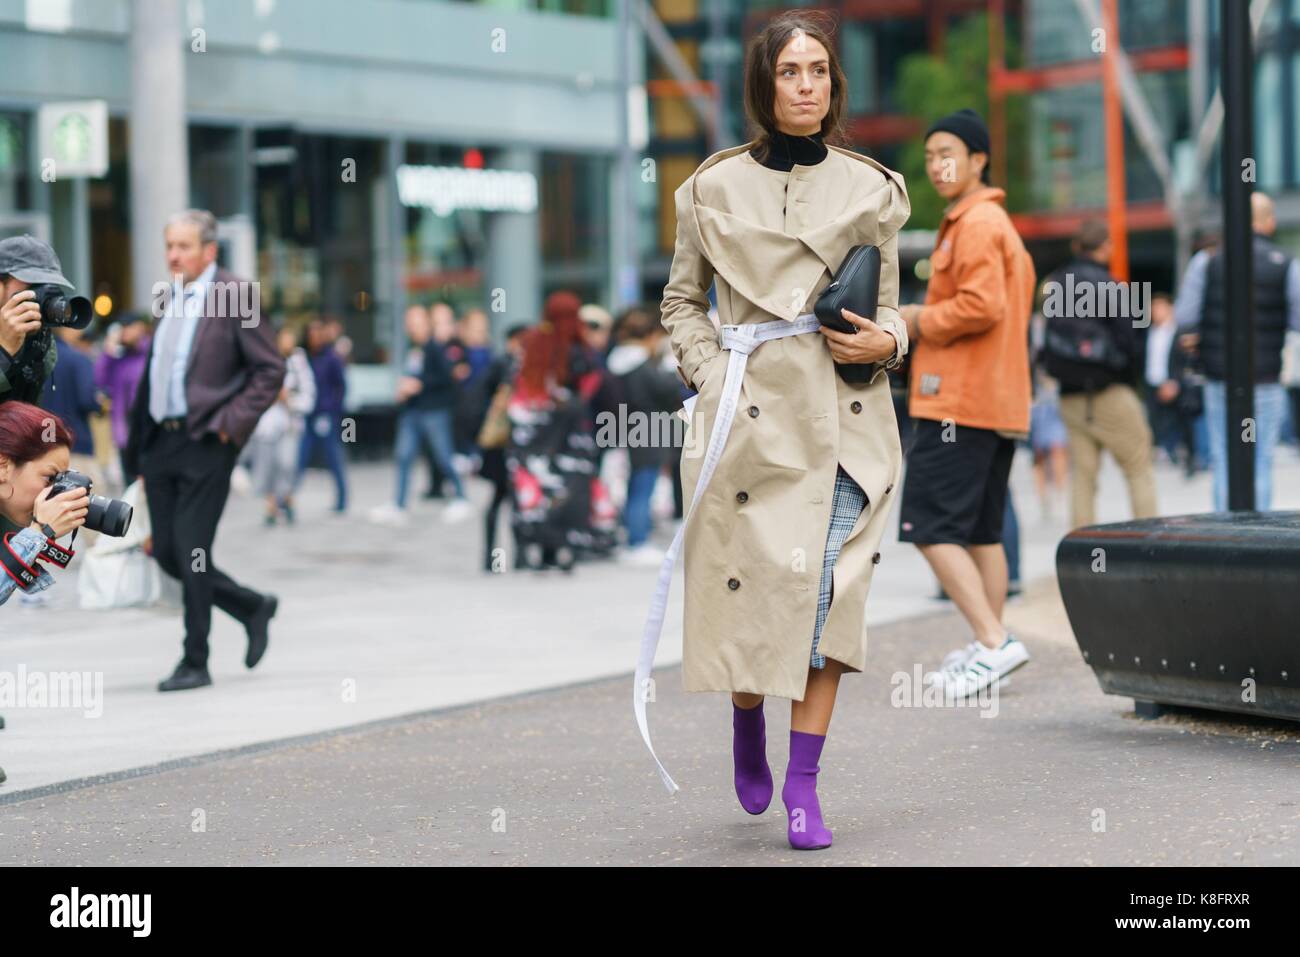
[1,533,42,591]
[39,535,74,569]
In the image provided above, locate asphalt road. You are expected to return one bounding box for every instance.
[2,606,1296,866]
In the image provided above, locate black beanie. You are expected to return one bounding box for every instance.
[925,108,990,159]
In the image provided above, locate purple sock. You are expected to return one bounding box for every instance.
[732,700,773,814]
[782,729,833,849]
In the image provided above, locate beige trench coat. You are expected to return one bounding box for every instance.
[660,139,911,701]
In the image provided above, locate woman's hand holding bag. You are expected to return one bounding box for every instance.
[813,244,898,384]
[819,308,897,366]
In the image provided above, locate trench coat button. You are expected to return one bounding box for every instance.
[747,405,760,418]
[885,483,894,494]
[872,552,881,564]
[850,400,862,414]
[727,577,741,590]
[736,490,748,504]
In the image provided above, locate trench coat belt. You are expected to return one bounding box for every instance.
[634,312,824,794]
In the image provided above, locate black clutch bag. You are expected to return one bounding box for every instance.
[813,244,884,385]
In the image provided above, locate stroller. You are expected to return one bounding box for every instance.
[507,388,618,571]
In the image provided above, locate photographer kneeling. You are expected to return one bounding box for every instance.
[0,402,90,605]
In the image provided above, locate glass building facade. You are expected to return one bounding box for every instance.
[0,0,630,412]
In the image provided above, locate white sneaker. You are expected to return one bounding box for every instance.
[926,642,1012,690]
[368,503,409,526]
[620,543,665,566]
[441,498,474,524]
[930,642,978,680]
[929,635,1030,699]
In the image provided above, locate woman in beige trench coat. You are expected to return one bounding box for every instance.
[644,12,910,850]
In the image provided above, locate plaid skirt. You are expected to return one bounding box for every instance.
[810,463,868,669]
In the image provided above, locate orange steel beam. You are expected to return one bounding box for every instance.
[989,0,1008,188]
[990,46,1188,94]
[645,78,718,97]
[847,114,925,144]
[1101,0,1129,281]
[1010,200,1171,240]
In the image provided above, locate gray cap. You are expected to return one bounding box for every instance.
[0,234,73,288]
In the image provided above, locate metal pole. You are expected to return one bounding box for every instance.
[612,0,640,312]
[1220,0,1256,511]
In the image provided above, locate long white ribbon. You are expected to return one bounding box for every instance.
[634,313,823,794]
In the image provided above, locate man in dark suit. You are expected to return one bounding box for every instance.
[124,209,285,692]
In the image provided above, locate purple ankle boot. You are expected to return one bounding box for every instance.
[732,700,773,814]
[782,729,833,849]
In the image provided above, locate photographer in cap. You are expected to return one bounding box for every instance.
[0,235,75,405]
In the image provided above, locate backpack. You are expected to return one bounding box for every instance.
[1042,312,1130,390]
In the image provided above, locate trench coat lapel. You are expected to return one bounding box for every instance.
[684,142,910,322]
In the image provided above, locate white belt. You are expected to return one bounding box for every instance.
[634,312,823,794]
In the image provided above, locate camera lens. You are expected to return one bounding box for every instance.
[35,286,94,330]
[85,494,133,538]
[53,295,94,330]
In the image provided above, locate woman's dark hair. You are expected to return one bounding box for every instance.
[744,11,849,165]
[615,307,663,343]
[0,401,74,466]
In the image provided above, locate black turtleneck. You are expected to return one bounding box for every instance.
[751,128,828,171]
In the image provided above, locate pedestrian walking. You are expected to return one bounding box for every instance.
[1043,219,1157,528]
[248,326,315,526]
[896,107,1037,700]
[639,12,909,851]
[122,208,285,692]
[296,317,349,513]
[1174,192,1300,510]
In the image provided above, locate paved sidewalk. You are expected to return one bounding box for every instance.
[2,444,1299,799]
[1,580,1296,865]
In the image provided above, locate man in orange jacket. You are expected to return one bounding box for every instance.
[897,109,1036,699]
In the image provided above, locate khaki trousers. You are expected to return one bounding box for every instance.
[1057,383,1158,528]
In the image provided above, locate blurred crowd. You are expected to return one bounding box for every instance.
[20,196,1300,594]
[26,288,692,582]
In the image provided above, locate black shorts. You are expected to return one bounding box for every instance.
[897,418,1015,546]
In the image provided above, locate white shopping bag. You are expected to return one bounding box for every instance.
[77,480,169,610]
[600,446,631,511]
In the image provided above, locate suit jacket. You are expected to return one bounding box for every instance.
[124,267,285,475]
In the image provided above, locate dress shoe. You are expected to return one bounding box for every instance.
[245,593,278,668]
[158,662,212,692]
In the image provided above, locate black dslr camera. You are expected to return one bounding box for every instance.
[48,469,132,537]
[30,283,93,330]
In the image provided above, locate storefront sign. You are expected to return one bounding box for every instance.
[395,164,537,216]
[37,100,108,178]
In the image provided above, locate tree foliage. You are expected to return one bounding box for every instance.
[895,13,1029,228]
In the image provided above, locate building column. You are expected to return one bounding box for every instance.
[485,146,541,347]
[383,135,406,381]
[129,0,188,309]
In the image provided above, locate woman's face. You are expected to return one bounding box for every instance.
[772,33,831,136]
[0,445,71,526]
